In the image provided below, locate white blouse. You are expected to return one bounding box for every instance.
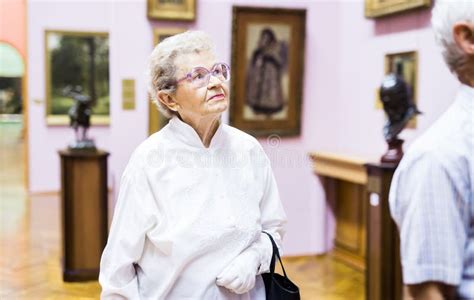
[99,116,287,299]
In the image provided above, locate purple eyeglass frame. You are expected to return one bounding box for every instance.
[176,62,230,85]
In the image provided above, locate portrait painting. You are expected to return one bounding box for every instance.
[148,28,186,135]
[45,31,109,125]
[384,51,418,128]
[147,0,195,21]
[231,7,306,137]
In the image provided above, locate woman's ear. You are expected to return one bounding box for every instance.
[453,22,474,55]
[157,91,180,112]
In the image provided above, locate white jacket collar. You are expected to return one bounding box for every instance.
[168,116,224,149]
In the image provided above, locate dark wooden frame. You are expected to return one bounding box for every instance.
[230,6,306,137]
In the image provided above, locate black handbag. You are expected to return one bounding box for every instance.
[261,232,300,300]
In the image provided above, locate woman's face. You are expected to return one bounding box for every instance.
[259,33,270,48]
[172,51,229,122]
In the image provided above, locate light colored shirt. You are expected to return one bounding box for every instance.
[99,116,287,299]
[389,84,474,299]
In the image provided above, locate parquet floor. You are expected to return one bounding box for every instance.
[0,122,364,299]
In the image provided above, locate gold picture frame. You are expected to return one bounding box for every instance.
[148,28,187,136]
[365,0,431,18]
[147,0,195,21]
[45,30,110,126]
[384,51,419,128]
[230,6,306,137]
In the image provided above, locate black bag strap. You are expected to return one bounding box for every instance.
[262,231,288,278]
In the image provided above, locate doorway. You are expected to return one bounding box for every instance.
[0,42,27,190]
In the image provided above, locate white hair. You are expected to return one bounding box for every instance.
[431,0,474,72]
[147,30,215,118]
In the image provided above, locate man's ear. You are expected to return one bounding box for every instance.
[453,22,474,55]
[157,91,180,112]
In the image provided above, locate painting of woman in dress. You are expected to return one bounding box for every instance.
[245,27,288,118]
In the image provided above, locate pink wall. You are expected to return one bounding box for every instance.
[27,0,459,256]
[335,1,458,157]
[0,0,26,57]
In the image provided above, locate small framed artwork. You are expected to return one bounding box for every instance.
[230,6,306,137]
[148,28,186,135]
[365,0,431,18]
[45,30,109,126]
[147,0,195,21]
[384,51,418,128]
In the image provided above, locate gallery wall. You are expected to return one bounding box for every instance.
[27,0,459,256]
[334,1,458,157]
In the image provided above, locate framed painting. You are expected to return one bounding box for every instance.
[365,0,431,18]
[148,28,186,136]
[147,0,195,21]
[230,6,306,137]
[45,30,109,126]
[384,51,418,128]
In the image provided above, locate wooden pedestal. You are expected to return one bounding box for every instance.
[365,163,402,300]
[59,149,109,282]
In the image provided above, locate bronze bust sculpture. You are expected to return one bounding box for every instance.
[379,73,420,163]
[64,85,96,151]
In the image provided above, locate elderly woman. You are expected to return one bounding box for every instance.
[99,31,287,299]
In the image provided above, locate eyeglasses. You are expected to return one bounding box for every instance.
[176,63,230,88]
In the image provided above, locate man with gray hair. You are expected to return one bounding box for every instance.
[389,0,474,299]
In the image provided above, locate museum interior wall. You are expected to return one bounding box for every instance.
[26,0,459,256]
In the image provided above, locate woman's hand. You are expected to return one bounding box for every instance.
[216,249,260,294]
